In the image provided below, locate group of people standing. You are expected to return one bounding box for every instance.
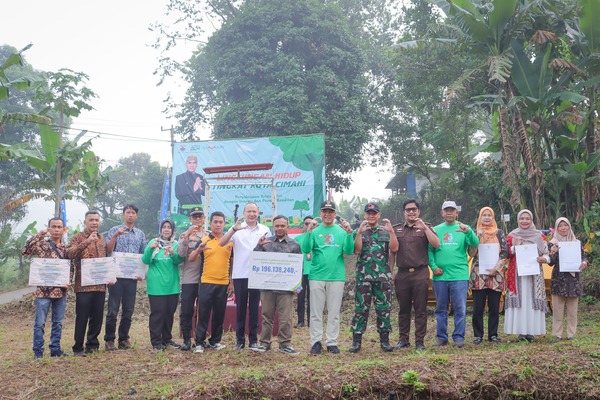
[23,198,589,359]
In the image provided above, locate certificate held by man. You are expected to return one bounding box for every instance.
[29,258,71,287]
[248,251,303,291]
[113,252,147,279]
[81,257,117,286]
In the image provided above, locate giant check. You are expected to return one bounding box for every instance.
[81,258,117,286]
[29,258,70,287]
[248,251,303,291]
[113,252,147,279]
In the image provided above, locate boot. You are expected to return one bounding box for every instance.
[349,333,362,353]
[180,332,192,351]
[380,331,393,352]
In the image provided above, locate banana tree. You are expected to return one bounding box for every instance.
[0,126,100,214]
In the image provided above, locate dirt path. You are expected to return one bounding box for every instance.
[0,286,35,305]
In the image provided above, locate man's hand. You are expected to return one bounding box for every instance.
[382,219,394,233]
[193,176,201,192]
[115,227,126,237]
[433,267,444,276]
[456,222,469,233]
[308,219,319,233]
[257,233,269,247]
[357,220,369,234]
[86,232,99,244]
[232,217,245,232]
[227,281,234,297]
[340,219,352,234]
[413,218,427,230]
[39,229,48,236]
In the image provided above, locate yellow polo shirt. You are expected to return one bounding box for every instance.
[201,234,233,285]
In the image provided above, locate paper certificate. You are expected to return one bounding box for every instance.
[515,244,540,276]
[81,258,116,286]
[248,251,303,291]
[29,258,70,287]
[113,252,147,279]
[558,241,582,272]
[478,243,500,274]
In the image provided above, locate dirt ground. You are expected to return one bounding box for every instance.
[1,286,599,399]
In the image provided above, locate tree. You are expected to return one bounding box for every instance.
[174,0,371,190]
[96,153,166,236]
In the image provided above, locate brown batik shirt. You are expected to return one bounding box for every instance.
[68,230,108,293]
[21,232,70,299]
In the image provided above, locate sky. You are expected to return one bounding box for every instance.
[2,0,393,231]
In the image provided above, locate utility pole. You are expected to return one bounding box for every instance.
[161,125,174,157]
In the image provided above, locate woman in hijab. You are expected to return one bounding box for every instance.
[548,217,589,340]
[468,207,508,344]
[504,209,549,342]
[142,219,184,350]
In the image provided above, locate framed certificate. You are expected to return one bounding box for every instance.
[478,243,500,274]
[558,241,582,272]
[113,252,147,279]
[515,244,541,276]
[29,258,70,287]
[248,251,303,291]
[81,258,116,286]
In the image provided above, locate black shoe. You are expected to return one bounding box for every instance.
[294,322,305,328]
[415,341,425,350]
[85,347,99,354]
[249,342,259,350]
[233,342,245,351]
[380,332,393,352]
[473,337,483,345]
[489,336,501,343]
[310,341,322,355]
[152,344,166,351]
[518,334,527,342]
[50,350,69,357]
[326,345,340,354]
[349,333,362,353]
[164,340,181,349]
[180,339,192,351]
[525,335,535,343]
[34,352,43,360]
[395,340,410,349]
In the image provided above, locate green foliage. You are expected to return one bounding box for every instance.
[402,369,425,394]
[176,0,371,190]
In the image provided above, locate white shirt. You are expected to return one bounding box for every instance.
[228,222,271,279]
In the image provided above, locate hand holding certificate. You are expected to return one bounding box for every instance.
[478,243,500,275]
[81,258,117,286]
[29,258,70,287]
[515,244,541,276]
[557,241,582,272]
[113,252,147,280]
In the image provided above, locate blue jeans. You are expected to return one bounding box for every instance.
[104,278,137,342]
[432,280,468,342]
[33,296,67,356]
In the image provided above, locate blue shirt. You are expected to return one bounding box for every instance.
[107,224,146,255]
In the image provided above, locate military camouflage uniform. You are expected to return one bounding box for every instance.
[351,226,392,334]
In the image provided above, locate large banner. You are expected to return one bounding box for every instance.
[171,134,325,231]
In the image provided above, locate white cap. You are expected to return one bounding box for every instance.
[441,201,458,210]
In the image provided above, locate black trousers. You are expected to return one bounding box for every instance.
[472,288,501,339]
[297,274,310,324]
[104,278,137,343]
[179,283,199,340]
[148,294,179,346]
[73,291,106,353]
[233,278,260,345]
[195,283,228,345]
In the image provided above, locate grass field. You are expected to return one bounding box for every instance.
[1,257,599,399]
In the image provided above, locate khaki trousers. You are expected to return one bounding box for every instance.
[552,295,579,339]
[259,291,293,348]
[309,280,345,347]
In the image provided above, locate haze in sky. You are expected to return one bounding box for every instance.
[2,0,393,230]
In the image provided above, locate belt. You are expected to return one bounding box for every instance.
[398,265,427,273]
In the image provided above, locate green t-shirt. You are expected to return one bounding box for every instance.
[142,239,184,295]
[428,222,479,281]
[294,233,313,276]
[301,224,354,281]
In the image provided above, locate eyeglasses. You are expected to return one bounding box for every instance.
[191,214,204,219]
[404,207,418,212]
[304,222,311,226]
